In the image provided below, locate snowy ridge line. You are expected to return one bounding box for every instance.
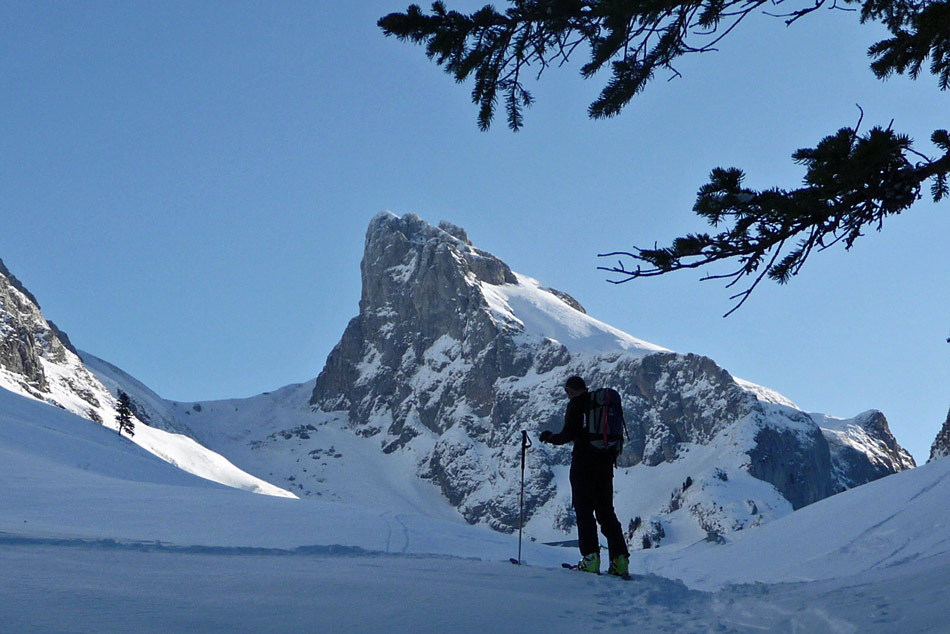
[0,532,483,561]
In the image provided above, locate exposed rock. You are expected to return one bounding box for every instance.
[0,258,127,431]
[1,259,52,391]
[818,410,917,491]
[929,407,950,462]
[311,212,519,440]
[542,287,586,314]
[748,422,833,510]
[0,258,42,308]
[307,213,914,534]
[608,353,749,466]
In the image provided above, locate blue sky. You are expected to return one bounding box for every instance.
[1,2,946,462]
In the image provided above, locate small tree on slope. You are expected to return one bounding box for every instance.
[116,391,135,438]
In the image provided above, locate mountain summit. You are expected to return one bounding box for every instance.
[306,213,914,539]
[3,214,913,543]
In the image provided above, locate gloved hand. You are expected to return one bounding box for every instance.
[539,430,553,443]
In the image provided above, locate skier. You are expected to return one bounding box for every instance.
[540,375,630,576]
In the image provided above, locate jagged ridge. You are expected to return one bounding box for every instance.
[305,212,915,537]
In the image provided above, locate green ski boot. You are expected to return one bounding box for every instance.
[576,552,601,573]
[607,554,629,577]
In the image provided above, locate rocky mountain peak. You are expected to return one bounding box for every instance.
[0,259,124,430]
[851,410,915,468]
[0,258,42,309]
[307,213,915,536]
[362,211,517,308]
[312,213,524,434]
[929,407,950,462]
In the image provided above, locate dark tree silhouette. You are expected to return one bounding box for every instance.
[116,390,135,438]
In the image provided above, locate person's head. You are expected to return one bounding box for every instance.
[564,375,587,399]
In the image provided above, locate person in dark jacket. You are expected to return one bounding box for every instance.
[539,375,629,576]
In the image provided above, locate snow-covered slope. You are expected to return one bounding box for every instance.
[2,382,948,633]
[0,386,492,550]
[156,381,461,518]
[0,258,293,498]
[480,271,668,356]
[80,350,196,438]
[640,455,950,591]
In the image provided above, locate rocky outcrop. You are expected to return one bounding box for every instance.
[569,353,837,510]
[308,213,914,533]
[0,258,122,427]
[311,213,519,443]
[748,421,834,510]
[929,407,950,462]
[818,410,916,491]
[1,258,58,393]
[608,353,749,466]
[310,213,557,529]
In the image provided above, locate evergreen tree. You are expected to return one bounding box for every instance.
[116,391,135,438]
[379,1,950,314]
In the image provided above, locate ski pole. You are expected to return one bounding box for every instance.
[515,430,532,565]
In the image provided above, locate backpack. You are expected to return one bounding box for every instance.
[584,387,627,454]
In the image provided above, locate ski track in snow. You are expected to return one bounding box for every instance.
[2,537,947,633]
[2,303,949,634]
[381,512,411,554]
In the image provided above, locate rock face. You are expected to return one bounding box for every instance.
[818,410,916,489]
[309,213,915,534]
[0,258,57,393]
[929,407,950,462]
[580,352,835,511]
[0,258,127,428]
[312,213,519,451]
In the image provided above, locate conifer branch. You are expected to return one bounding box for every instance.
[381,1,949,314]
[598,121,950,315]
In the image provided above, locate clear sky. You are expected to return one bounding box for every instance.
[1,2,946,462]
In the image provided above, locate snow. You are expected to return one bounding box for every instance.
[480,273,669,357]
[2,214,939,631]
[161,381,462,518]
[3,385,949,632]
[734,376,799,409]
[0,280,296,500]
[79,350,193,436]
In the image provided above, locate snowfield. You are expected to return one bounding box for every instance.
[2,386,948,633]
[480,272,670,357]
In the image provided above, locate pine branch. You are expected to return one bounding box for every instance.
[598,120,950,315]
[381,2,948,315]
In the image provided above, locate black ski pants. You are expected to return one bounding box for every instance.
[570,457,628,560]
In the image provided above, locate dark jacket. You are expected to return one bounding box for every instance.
[547,390,613,466]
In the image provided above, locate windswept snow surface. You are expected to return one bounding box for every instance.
[2,385,949,633]
[480,273,669,357]
[79,350,194,437]
[0,347,294,499]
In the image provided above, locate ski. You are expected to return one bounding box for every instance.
[561,562,631,580]
[509,558,522,565]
